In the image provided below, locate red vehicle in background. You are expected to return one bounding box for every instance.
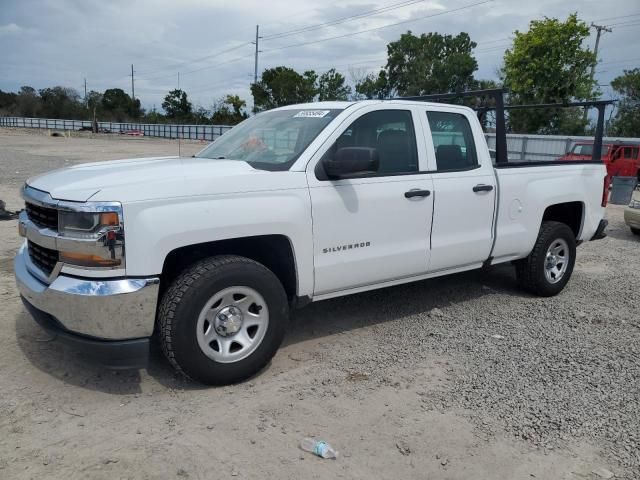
[559,142,640,180]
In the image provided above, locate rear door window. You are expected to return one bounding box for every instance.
[426,111,478,171]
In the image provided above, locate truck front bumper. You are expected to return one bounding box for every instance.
[14,244,159,369]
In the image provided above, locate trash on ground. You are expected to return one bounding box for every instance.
[300,437,338,459]
[346,371,370,382]
[591,467,614,479]
[395,441,411,456]
[0,200,19,220]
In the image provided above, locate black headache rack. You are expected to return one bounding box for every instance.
[395,88,615,166]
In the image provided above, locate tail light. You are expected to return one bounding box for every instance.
[602,175,610,207]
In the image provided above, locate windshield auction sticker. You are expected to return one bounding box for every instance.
[294,110,330,118]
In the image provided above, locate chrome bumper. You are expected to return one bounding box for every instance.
[15,244,159,340]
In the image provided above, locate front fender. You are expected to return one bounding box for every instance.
[122,188,314,297]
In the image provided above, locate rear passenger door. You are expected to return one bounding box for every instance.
[419,107,497,272]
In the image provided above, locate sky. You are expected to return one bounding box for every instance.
[0,0,639,112]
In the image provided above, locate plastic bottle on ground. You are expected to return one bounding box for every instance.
[300,437,339,459]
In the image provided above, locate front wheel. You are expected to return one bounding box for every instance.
[158,255,289,385]
[632,227,640,236]
[515,221,577,297]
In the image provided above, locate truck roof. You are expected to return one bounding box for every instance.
[273,99,475,112]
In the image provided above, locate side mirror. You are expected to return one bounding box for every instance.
[322,147,380,179]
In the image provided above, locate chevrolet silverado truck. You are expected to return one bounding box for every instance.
[15,99,609,385]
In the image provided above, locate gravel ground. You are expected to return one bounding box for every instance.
[0,129,638,479]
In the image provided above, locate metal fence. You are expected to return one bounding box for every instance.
[0,116,232,141]
[485,133,640,162]
[2,116,640,160]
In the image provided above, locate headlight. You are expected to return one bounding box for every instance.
[58,211,119,238]
[57,208,124,268]
[629,199,640,210]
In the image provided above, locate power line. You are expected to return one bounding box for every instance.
[135,0,492,98]
[259,0,346,29]
[262,0,431,41]
[475,43,512,54]
[264,35,512,73]
[137,42,252,78]
[607,19,640,27]
[140,52,255,83]
[590,12,640,23]
[599,56,640,66]
[610,22,640,29]
[261,0,493,54]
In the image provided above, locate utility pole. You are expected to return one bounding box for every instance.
[177,71,180,89]
[130,64,135,101]
[583,23,612,121]
[83,78,87,104]
[252,25,260,85]
[589,23,612,87]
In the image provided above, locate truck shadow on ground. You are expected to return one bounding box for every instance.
[14,263,523,394]
[603,223,640,242]
[285,264,520,346]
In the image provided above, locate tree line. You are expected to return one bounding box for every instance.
[0,13,638,135]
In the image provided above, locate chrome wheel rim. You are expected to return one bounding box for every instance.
[196,286,269,364]
[544,238,569,284]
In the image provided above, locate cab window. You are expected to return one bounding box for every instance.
[330,110,419,175]
[426,111,478,171]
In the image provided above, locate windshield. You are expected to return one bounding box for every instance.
[571,144,610,157]
[196,108,342,171]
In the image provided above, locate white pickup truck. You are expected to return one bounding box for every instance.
[15,99,608,385]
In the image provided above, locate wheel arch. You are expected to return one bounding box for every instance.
[160,234,300,303]
[541,201,585,239]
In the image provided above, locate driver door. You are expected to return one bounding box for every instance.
[306,106,434,296]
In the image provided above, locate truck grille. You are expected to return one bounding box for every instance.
[25,202,58,230]
[27,241,59,276]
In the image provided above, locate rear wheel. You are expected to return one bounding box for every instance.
[158,255,289,385]
[632,227,640,236]
[516,221,576,297]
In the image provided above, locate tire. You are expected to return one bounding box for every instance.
[515,221,577,297]
[158,255,289,385]
[632,227,640,236]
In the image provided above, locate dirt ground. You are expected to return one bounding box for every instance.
[0,128,638,480]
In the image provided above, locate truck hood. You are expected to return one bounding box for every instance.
[27,156,305,202]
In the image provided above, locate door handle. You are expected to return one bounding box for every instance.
[473,184,494,193]
[404,189,431,199]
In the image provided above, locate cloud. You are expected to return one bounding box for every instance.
[0,23,22,35]
[0,0,638,110]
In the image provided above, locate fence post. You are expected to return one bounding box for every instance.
[592,105,607,163]
[564,138,572,155]
[520,136,528,161]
